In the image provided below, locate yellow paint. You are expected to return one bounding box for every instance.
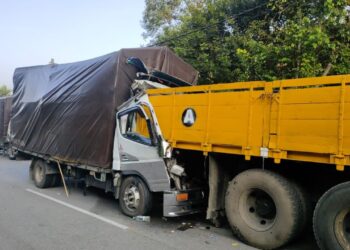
[148,75,350,169]
[135,112,149,138]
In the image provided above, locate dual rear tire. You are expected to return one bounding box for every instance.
[30,159,60,188]
[225,169,350,250]
[313,182,350,250]
[225,169,307,249]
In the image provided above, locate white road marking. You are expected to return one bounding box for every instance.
[26,188,128,230]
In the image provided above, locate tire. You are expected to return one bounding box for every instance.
[29,160,35,180]
[313,182,350,250]
[119,176,152,217]
[50,174,61,187]
[225,169,303,249]
[292,181,312,236]
[32,159,54,188]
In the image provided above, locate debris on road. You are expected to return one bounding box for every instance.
[133,216,151,222]
[177,222,193,231]
[232,242,239,247]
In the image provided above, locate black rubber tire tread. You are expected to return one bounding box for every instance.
[313,182,350,250]
[292,181,312,236]
[29,160,35,180]
[55,174,62,186]
[33,159,54,188]
[225,169,303,250]
[119,176,152,217]
[50,174,61,187]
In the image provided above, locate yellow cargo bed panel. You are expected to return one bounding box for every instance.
[148,75,350,170]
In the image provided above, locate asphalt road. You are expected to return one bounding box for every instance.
[0,156,318,250]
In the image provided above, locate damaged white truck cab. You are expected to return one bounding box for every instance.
[110,80,205,217]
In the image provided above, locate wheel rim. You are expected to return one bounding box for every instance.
[34,164,44,183]
[123,184,140,212]
[239,188,277,231]
[334,208,350,249]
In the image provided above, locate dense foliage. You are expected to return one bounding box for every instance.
[0,85,11,97]
[142,0,350,84]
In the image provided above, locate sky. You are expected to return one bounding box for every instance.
[0,0,146,88]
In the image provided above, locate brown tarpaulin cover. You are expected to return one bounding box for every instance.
[0,96,12,142]
[10,47,198,168]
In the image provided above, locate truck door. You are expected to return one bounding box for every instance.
[115,105,170,192]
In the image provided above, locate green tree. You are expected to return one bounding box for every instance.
[0,85,11,97]
[143,0,350,83]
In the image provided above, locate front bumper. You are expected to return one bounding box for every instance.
[163,188,206,217]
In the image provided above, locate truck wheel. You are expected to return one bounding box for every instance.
[313,182,350,250]
[29,160,35,180]
[292,181,312,236]
[51,174,61,187]
[225,169,302,249]
[32,159,54,188]
[119,176,152,217]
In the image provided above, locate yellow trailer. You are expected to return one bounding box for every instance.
[147,74,350,250]
[149,74,350,170]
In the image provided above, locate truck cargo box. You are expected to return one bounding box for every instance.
[10,47,198,168]
[0,96,12,143]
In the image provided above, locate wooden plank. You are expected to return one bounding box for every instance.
[282,87,340,104]
[172,129,205,143]
[278,135,338,153]
[271,75,350,88]
[279,120,338,137]
[279,103,339,120]
[149,95,172,106]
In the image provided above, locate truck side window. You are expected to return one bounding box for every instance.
[119,110,153,146]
